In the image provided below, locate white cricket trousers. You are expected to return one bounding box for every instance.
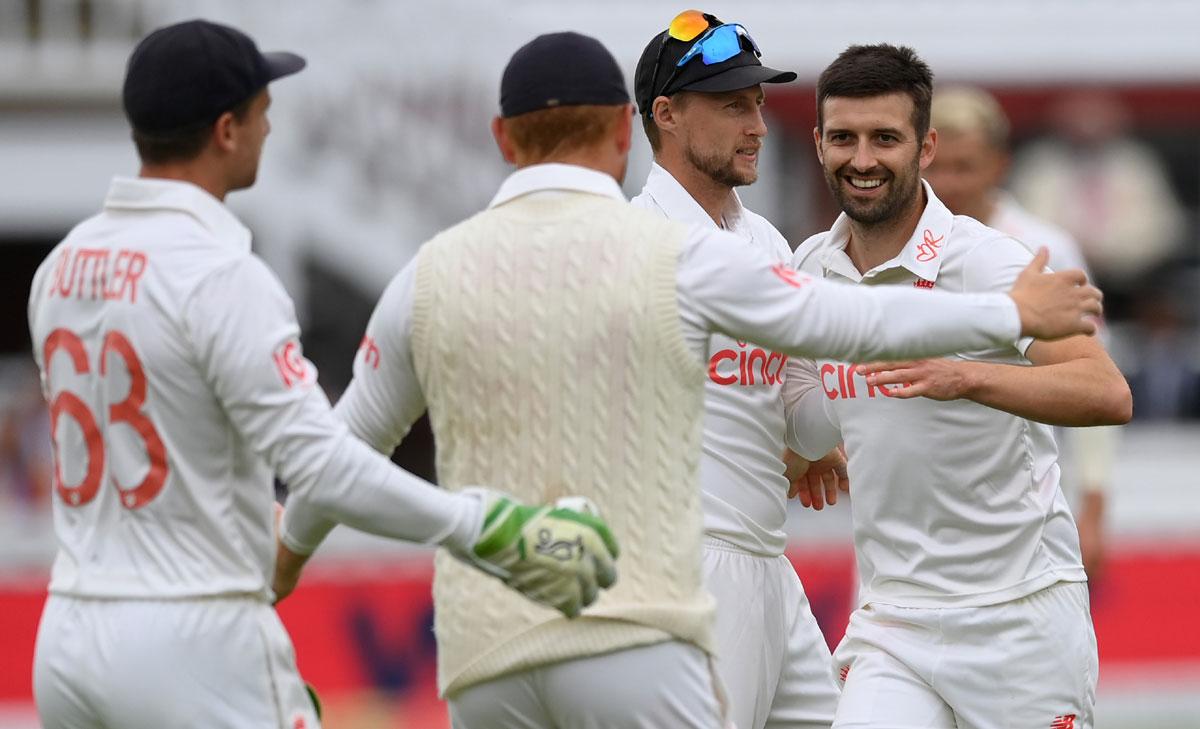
[34,594,321,729]
[703,536,840,729]
[832,581,1097,729]
[448,639,727,728]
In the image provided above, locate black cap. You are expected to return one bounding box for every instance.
[123,19,306,134]
[634,13,796,117]
[500,32,630,118]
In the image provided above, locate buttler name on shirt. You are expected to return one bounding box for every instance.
[46,247,148,304]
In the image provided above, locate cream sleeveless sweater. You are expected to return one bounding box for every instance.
[411,191,714,696]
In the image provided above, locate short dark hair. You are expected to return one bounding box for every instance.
[642,114,661,152]
[816,44,934,140]
[641,92,693,153]
[132,94,256,165]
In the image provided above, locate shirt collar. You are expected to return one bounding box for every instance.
[819,179,954,283]
[488,163,626,208]
[104,176,252,252]
[639,162,748,232]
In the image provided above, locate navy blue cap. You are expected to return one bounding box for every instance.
[123,19,305,134]
[500,32,630,118]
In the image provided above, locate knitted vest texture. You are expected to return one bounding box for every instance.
[411,191,713,696]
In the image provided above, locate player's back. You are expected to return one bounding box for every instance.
[28,177,276,599]
[409,183,716,695]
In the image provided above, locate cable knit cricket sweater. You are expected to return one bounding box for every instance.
[411,190,714,696]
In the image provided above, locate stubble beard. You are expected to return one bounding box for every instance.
[685,144,757,189]
[825,155,920,227]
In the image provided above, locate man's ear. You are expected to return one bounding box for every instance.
[491,116,517,165]
[652,95,678,140]
[212,111,238,154]
[918,127,938,171]
[812,126,823,165]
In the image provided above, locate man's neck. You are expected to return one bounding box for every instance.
[522,148,625,186]
[844,186,928,274]
[655,155,734,228]
[139,163,228,201]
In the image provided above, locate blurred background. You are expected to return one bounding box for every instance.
[1,1,1198,727]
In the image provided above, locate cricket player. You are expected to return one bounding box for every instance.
[924,85,1118,582]
[630,10,838,727]
[28,20,617,729]
[331,31,1102,729]
[785,45,1132,729]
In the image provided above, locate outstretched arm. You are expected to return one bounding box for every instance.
[679,229,1101,365]
[187,257,616,616]
[184,257,481,562]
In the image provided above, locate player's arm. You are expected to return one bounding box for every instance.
[853,236,1132,427]
[677,228,1101,366]
[185,257,618,614]
[856,335,1131,426]
[183,257,481,556]
[781,356,840,459]
[327,257,621,613]
[781,356,847,509]
[1068,423,1116,581]
[333,260,426,455]
[27,248,64,400]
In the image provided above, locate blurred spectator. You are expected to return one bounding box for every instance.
[1009,90,1186,316]
[1119,272,1200,420]
[926,86,1089,270]
[926,85,1124,583]
[0,357,52,514]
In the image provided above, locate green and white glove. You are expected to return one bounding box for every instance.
[458,489,620,618]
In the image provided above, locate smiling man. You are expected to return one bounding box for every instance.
[785,44,1131,729]
[630,10,842,729]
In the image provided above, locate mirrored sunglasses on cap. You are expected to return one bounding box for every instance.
[647,9,762,116]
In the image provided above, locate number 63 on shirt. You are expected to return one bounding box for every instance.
[42,328,168,509]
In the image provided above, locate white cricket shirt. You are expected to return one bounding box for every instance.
[28,177,477,600]
[787,182,1087,608]
[338,165,1024,552]
[631,163,797,555]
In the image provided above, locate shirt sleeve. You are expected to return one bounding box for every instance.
[27,249,57,400]
[781,356,842,460]
[959,234,1037,356]
[676,227,1022,363]
[333,260,427,455]
[183,256,478,556]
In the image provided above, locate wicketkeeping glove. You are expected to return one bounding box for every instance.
[457,489,620,618]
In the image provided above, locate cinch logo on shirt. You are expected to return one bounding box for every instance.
[1050,715,1076,729]
[709,341,787,387]
[820,362,900,400]
[913,278,935,289]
